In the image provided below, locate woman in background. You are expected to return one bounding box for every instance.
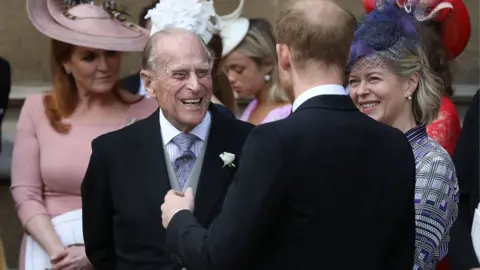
[361,2,471,268]
[10,1,157,269]
[347,2,459,269]
[221,16,291,125]
[420,20,461,156]
[361,0,471,157]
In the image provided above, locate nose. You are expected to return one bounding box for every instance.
[98,55,109,72]
[186,73,201,93]
[226,70,236,85]
[355,81,370,96]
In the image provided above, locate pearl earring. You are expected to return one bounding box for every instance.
[264,74,271,82]
[407,95,412,100]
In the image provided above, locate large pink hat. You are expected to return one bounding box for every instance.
[27,0,149,52]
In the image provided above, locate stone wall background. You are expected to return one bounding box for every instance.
[0,0,478,90]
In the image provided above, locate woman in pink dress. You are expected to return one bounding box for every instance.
[10,1,158,269]
[220,15,291,125]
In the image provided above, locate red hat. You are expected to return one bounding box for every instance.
[362,0,471,60]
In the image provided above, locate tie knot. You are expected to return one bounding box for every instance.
[172,133,199,153]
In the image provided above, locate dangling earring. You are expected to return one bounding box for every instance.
[264,74,271,82]
[406,95,412,100]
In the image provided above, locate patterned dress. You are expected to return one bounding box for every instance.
[406,126,459,270]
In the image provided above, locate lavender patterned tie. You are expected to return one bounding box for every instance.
[172,133,199,190]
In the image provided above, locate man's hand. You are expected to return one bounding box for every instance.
[161,187,195,228]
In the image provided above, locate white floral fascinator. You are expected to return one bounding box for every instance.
[145,0,222,44]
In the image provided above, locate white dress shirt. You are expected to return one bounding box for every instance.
[292,84,347,112]
[159,109,211,162]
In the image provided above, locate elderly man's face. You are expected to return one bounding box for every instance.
[147,39,213,131]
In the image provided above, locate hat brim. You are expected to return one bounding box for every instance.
[27,0,149,52]
[220,18,249,57]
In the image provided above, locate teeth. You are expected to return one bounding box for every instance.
[361,102,379,108]
[182,98,202,105]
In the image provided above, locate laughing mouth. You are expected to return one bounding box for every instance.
[181,98,203,106]
[361,102,380,109]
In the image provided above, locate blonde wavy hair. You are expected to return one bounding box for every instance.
[375,45,444,125]
[234,19,288,103]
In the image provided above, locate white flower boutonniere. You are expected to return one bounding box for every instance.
[220,152,235,168]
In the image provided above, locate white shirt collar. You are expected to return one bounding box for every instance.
[292,84,347,112]
[159,109,211,146]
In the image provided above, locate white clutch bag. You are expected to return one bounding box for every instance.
[24,209,84,270]
[471,203,480,262]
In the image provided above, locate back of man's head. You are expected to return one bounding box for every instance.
[275,0,356,71]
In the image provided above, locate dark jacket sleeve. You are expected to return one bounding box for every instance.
[82,138,116,270]
[165,124,286,270]
[449,90,480,270]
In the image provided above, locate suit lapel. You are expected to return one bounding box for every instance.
[194,106,234,225]
[136,109,171,207]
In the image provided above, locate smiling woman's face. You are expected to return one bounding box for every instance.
[63,45,121,94]
[348,58,411,126]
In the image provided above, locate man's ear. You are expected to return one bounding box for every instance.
[276,43,291,71]
[140,70,156,99]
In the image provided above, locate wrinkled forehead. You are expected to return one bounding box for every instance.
[166,53,210,66]
[349,55,390,76]
[158,45,211,71]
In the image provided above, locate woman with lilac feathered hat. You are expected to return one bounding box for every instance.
[346,1,459,269]
[360,1,471,269]
[362,0,470,157]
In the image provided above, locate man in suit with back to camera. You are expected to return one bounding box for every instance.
[81,28,254,269]
[160,1,417,269]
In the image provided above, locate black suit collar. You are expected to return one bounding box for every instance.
[136,104,236,225]
[295,95,358,112]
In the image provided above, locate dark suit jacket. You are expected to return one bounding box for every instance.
[165,95,417,270]
[119,72,140,95]
[0,57,11,152]
[449,90,480,270]
[81,105,254,270]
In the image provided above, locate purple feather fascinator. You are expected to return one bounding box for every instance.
[346,0,420,71]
